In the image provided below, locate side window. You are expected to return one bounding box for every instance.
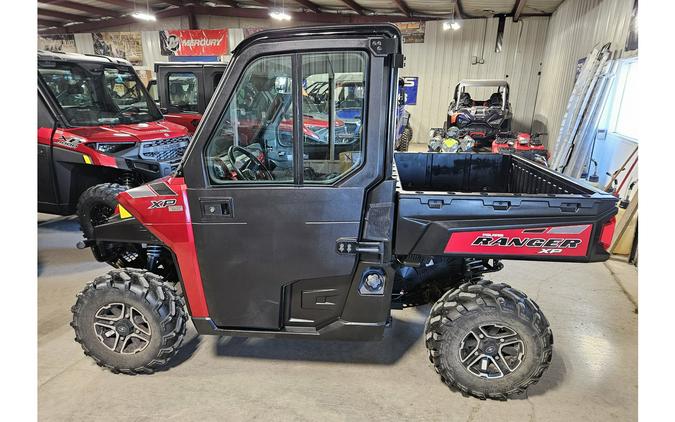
[302,52,367,183]
[205,55,294,184]
[168,72,198,112]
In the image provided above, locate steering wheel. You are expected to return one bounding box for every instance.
[227,145,273,181]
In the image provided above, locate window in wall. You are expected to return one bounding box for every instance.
[609,58,638,141]
[168,72,199,113]
[301,51,367,183]
[205,55,294,184]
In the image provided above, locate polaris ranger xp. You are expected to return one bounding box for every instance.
[72,25,618,400]
[38,51,190,239]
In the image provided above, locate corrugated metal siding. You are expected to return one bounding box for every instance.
[400,17,549,143]
[533,0,634,148]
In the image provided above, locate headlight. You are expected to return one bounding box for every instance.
[93,142,135,154]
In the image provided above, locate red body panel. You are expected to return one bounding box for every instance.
[40,120,188,168]
[117,177,209,317]
[444,225,593,257]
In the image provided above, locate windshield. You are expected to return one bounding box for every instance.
[38,61,163,126]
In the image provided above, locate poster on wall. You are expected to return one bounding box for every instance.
[400,76,419,105]
[92,32,143,65]
[159,30,229,56]
[394,22,426,44]
[38,34,77,53]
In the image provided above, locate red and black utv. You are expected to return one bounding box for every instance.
[147,62,228,135]
[38,51,189,237]
[445,79,512,147]
[72,25,618,400]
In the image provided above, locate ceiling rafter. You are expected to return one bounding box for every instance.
[38,8,91,21]
[512,0,527,21]
[37,1,121,17]
[292,0,322,13]
[206,0,239,7]
[38,18,66,27]
[392,0,413,17]
[339,0,368,16]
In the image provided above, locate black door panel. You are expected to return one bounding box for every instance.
[188,187,364,329]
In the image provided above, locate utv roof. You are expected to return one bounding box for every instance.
[37,50,132,66]
[458,79,509,87]
[153,62,228,72]
[232,24,401,56]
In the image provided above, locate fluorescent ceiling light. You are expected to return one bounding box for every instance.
[269,10,291,21]
[451,21,461,30]
[131,11,157,21]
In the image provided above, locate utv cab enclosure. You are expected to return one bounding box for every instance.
[73,25,618,400]
[446,79,512,145]
[148,62,228,134]
[38,50,189,237]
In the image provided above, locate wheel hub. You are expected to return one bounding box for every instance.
[458,323,525,379]
[94,303,152,355]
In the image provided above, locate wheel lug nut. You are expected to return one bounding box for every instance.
[478,334,484,339]
[500,338,504,342]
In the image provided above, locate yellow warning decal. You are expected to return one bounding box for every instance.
[83,155,92,164]
[118,205,132,219]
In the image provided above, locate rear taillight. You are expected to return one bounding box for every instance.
[599,216,616,250]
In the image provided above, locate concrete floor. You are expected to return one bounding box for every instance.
[38,214,637,421]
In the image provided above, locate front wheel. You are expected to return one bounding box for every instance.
[71,269,187,374]
[76,183,127,239]
[424,280,553,400]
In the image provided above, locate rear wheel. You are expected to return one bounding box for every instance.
[76,183,126,239]
[71,269,187,374]
[424,280,553,400]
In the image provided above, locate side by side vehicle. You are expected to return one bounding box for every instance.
[445,79,512,146]
[38,50,189,237]
[71,25,618,400]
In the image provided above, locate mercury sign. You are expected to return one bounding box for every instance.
[159,30,229,56]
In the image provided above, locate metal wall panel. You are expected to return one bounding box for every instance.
[533,0,635,148]
[400,17,549,143]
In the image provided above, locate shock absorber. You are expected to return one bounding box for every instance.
[464,258,487,283]
[146,245,162,271]
[117,173,136,189]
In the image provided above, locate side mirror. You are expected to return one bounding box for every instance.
[160,107,168,114]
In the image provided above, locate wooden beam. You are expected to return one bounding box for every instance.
[207,0,239,7]
[38,8,89,21]
[293,0,322,13]
[37,1,120,17]
[512,0,527,22]
[392,0,413,17]
[38,18,65,27]
[40,4,442,34]
[339,0,368,16]
[40,6,188,33]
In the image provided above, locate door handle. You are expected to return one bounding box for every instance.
[200,198,233,217]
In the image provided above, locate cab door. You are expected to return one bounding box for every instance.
[158,66,204,133]
[181,31,398,330]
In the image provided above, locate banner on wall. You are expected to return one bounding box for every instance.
[400,77,419,105]
[394,22,426,44]
[159,30,229,56]
[92,32,143,65]
[38,34,77,53]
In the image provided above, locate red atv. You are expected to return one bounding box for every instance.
[71,25,617,400]
[38,50,189,239]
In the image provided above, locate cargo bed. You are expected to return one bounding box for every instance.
[393,153,618,262]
